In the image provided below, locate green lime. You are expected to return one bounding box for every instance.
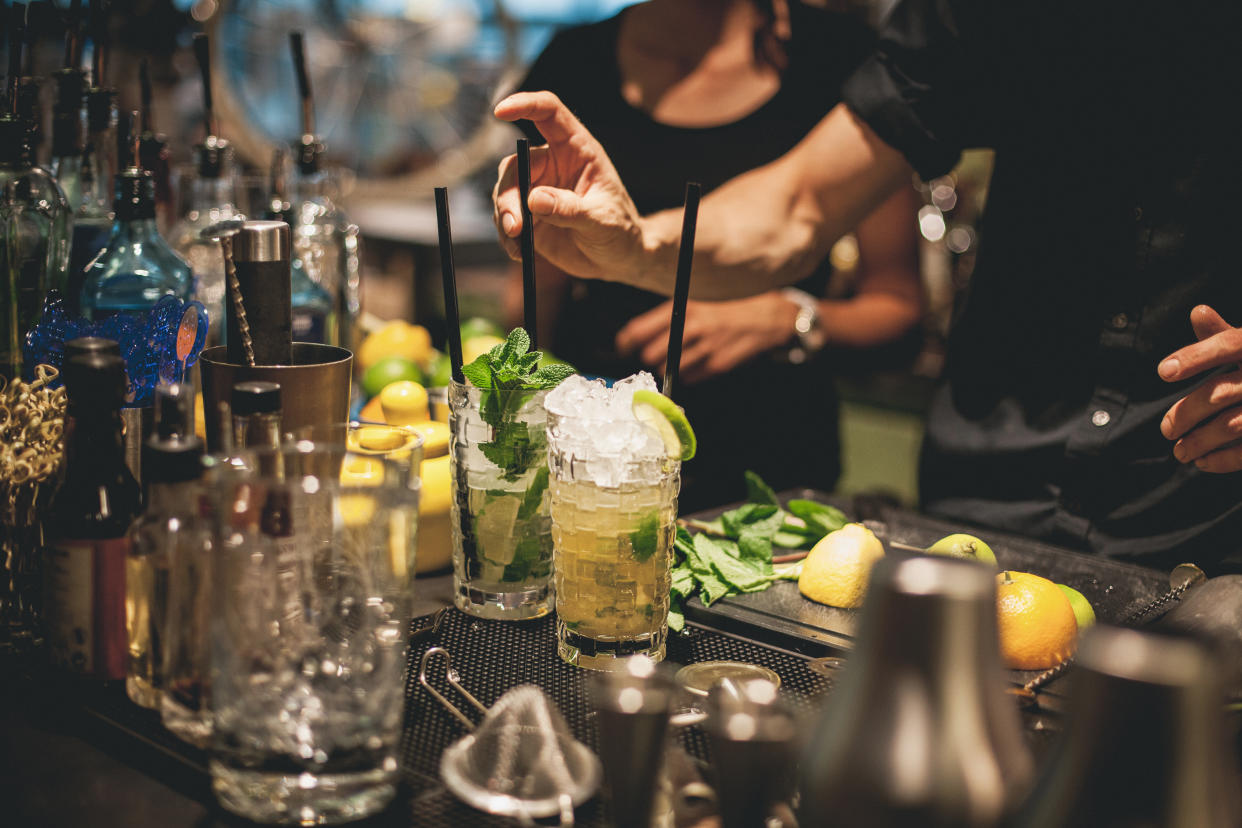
[428,350,453,388]
[926,533,998,566]
[631,390,697,461]
[362,355,425,399]
[1057,584,1096,630]
[459,316,503,342]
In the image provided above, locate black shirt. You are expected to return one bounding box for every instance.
[843,0,1242,571]
[517,5,877,512]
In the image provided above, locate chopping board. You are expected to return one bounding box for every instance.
[682,490,1175,662]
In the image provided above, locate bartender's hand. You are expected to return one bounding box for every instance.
[616,294,799,385]
[492,92,649,287]
[1159,305,1242,472]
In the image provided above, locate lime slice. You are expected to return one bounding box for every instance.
[631,390,697,461]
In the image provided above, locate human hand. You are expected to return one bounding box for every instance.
[493,92,649,286]
[1159,305,1242,472]
[615,293,799,384]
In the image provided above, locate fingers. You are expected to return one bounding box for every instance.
[1158,307,1242,381]
[493,153,522,244]
[616,302,674,355]
[1169,405,1242,467]
[1188,443,1242,474]
[494,91,587,146]
[1161,369,1242,440]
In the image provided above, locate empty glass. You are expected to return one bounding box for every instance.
[208,442,418,824]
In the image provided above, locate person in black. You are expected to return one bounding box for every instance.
[493,0,1242,573]
[506,0,922,513]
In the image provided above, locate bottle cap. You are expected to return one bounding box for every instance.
[63,336,121,361]
[143,383,205,484]
[231,220,290,263]
[231,380,281,416]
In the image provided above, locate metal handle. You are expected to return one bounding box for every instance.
[418,646,489,730]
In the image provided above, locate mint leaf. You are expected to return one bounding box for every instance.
[744,470,780,506]
[671,564,696,601]
[668,607,685,633]
[461,359,492,389]
[531,362,574,388]
[503,327,531,361]
[787,499,848,537]
[720,503,780,538]
[629,511,661,562]
[517,466,550,521]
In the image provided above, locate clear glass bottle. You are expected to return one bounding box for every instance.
[230,381,282,449]
[265,149,332,344]
[44,345,143,680]
[48,67,87,210]
[0,110,71,380]
[126,383,206,710]
[64,84,117,307]
[170,138,241,346]
[80,112,193,321]
[291,137,358,351]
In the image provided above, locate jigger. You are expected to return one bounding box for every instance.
[704,678,798,828]
[589,656,677,828]
[1010,626,1242,827]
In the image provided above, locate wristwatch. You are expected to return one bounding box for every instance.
[781,288,826,364]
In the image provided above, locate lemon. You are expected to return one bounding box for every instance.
[357,320,432,372]
[926,533,997,567]
[417,455,452,573]
[362,356,424,399]
[631,390,697,460]
[405,420,450,459]
[798,523,885,609]
[379,380,429,424]
[1057,584,1096,630]
[463,335,505,366]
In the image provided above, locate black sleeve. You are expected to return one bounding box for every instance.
[841,0,992,180]
[509,26,591,146]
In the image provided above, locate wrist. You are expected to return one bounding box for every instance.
[780,288,826,363]
[635,212,682,294]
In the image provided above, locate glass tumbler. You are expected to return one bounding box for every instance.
[546,410,680,670]
[208,442,418,825]
[448,380,553,620]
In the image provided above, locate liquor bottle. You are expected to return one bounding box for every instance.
[265,148,332,344]
[231,381,282,448]
[64,9,117,302]
[137,59,173,233]
[79,110,193,321]
[170,34,241,346]
[44,343,143,679]
[288,31,359,352]
[1,23,71,381]
[126,383,205,709]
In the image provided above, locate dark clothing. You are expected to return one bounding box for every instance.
[517,5,876,512]
[843,0,1242,570]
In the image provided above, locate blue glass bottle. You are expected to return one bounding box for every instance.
[64,84,118,311]
[80,112,193,322]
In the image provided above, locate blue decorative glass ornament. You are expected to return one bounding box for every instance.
[24,289,208,406]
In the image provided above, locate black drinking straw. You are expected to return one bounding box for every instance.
[516,139,538,349]
[435,187,465,385]
[662,182,702,400]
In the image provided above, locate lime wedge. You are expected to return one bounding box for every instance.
[631,390,697,461]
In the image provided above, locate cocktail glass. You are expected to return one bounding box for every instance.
[545,375,680,669]
[449,380,553,620]
[208,442,418,824]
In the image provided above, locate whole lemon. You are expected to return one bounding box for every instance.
[405,420,450,459]
[798,523,885,609]
[462,335,505,366]
[379,380,430,424]
[358,320,432,372]
[996,571,1078,669]
[926,533,997,566]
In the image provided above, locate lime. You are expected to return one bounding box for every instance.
[1057,584,1097,630]
[926,533,998,566]
[460,316,504,342]
[428,350,453,388]
[631,390,697,461]
[362,356,425,399]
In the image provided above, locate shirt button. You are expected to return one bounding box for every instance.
[1092,410,1111,427]
[1110,313,1129,330]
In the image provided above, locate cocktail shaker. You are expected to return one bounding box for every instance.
[799,555,1033,827]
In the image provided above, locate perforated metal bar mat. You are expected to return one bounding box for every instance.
[399,608,832,826]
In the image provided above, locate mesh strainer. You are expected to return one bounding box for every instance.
[436,679,601,824]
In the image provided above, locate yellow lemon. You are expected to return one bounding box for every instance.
[417,454,452,573]
[997,571,1078,669]
[405,420,450,459]
[798,523,885,609]
[379,380,429,424]
[358,320,432,372]
[194,392,206,440]
[462,335,505,366]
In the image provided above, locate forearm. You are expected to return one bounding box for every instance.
[635,104,912,300]
[819,291,923,349]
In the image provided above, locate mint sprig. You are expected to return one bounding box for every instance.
[463,327,572,481]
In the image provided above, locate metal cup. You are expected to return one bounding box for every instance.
[199,343,352,452]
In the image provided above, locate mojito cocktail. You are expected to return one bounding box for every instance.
[546,374,682,669]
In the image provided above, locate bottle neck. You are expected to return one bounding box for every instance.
[113,173,157,221]
[67,409,127,474]
[186,174,236,216]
